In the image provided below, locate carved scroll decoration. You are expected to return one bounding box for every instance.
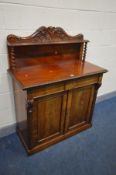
[7,26,84,45]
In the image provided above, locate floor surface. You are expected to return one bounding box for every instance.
[0,97,116,175]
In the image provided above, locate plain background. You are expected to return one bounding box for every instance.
[0,0,116,130]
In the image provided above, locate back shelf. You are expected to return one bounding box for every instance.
[8,43,84,69]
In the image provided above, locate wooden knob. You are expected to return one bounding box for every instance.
[54,50,58,55]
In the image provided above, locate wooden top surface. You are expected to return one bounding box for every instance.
[9,56,107,89]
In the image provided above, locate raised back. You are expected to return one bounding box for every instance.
[7,26,89,70]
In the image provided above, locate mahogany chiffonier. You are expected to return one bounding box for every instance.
[7,26,107,154]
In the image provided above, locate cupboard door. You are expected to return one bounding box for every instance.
[65,85,96,132]
[28,92,67,146]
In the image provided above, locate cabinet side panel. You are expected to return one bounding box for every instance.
[13,80,29,144]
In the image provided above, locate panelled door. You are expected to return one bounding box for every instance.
[28,92,67,146]
[27,84,97,148]
[65,85,96,132]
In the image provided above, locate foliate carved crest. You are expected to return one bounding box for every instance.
[7,26,84,45]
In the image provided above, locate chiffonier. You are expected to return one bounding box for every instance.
[7,26,107,154]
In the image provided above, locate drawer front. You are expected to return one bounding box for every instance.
[28,83,64,98]
[65,76,99,90]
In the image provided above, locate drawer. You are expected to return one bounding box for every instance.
[28,83,65,98]
[65,75,99,90]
